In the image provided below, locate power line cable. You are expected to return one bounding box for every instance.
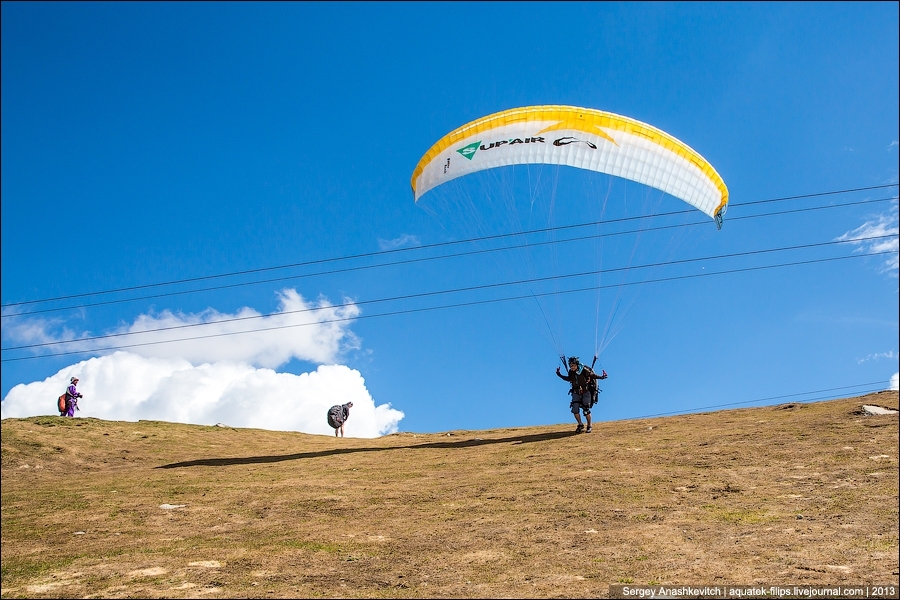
[625,381,891,420]
[4,183,895,309]
[3,249,894,362]
[4,234,893,352]
[4,194,896,318]
[729,183,897,206]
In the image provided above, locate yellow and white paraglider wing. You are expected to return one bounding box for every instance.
[411,105,729,228]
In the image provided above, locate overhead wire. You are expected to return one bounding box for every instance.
[3,183,896,311]
[624,381,892,420]
[3,233,894,352]
[2,182,896,362]
[3,194,896,318]
[3,247,895,362]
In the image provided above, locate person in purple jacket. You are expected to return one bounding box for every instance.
[62,376,83,417]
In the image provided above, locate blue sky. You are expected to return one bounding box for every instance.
[2,2,898,435]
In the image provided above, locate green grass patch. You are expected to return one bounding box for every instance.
[709,507,776,524]
[865,537,898,551]
[0,555,79,585]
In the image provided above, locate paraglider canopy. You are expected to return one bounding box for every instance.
[410,104,730,363]
[411,105,728,228]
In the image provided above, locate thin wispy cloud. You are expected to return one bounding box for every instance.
[836,201,900,276]
[0,315,84,346]
[856,350,898,364]
[378,234,420,251]
[888,140,898,151]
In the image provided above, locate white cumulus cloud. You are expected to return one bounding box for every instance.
[378,233,420,251]
[1,352,403,437]
[3,289,360,367]
[2,289,405,436]
[891,372,899,392]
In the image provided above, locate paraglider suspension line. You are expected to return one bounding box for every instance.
[531,291,564,357]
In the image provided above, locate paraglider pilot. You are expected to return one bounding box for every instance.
[556,357,606,433]
[327,402,353,437]
[61,376,83,417]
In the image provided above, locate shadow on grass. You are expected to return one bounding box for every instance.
[157,430,576,469]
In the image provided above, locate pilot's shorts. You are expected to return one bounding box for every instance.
[570,391,592,416]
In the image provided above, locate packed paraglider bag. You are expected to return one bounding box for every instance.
[326,405,344,429]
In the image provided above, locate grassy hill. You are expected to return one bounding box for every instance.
[2,391,897,598]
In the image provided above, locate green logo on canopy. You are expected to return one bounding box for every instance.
[456,141,481,160]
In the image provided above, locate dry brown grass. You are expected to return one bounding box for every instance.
[2,391,898,598]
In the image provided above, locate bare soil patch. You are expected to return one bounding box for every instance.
[2,391,897,598]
